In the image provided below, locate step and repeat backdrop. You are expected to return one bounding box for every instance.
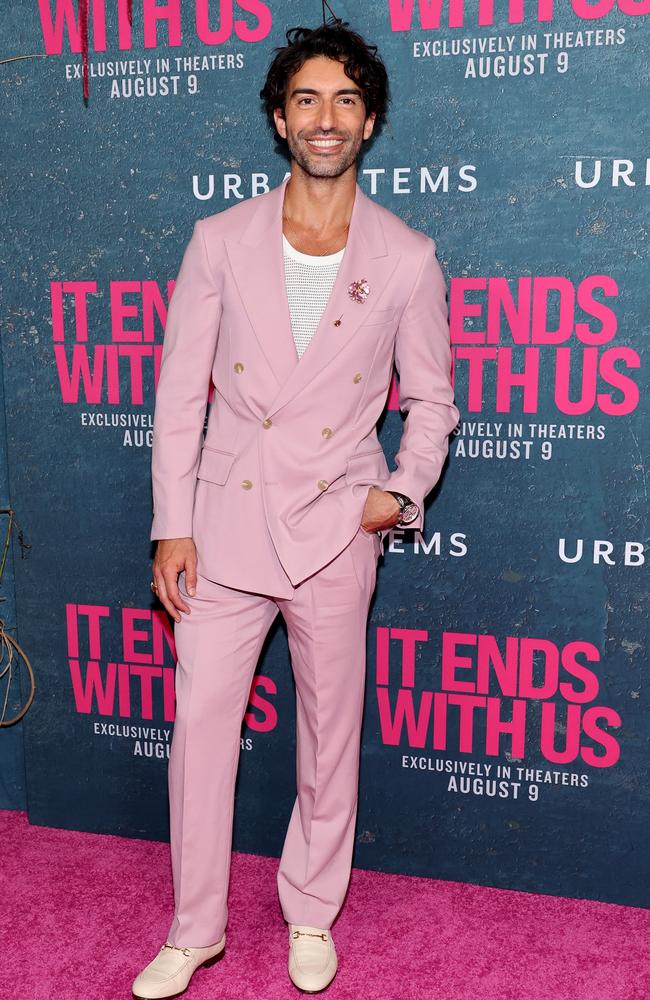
[1,1,647,907]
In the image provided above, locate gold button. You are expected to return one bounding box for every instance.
[321,427,333,439]
[234,362,244,373]
[317,479,329,491]
[241,479,253,490]
[353,372,363,383]
[262,418,272,428]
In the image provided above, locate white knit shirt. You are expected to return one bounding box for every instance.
[283,233,345,359]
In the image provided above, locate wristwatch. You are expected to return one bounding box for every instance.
[386,491,420,526]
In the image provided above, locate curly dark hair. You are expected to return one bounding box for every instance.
[259,19,390,135]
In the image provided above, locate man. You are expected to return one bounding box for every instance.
[133,20,460,999]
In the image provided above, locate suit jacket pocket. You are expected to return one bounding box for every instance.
[359,307,397,327]
[196,446,236,485]
[345,447,389,487]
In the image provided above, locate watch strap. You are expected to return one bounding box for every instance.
[386,490,415,509]
[386,491,419,525]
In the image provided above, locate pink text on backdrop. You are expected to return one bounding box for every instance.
[387,0,650,32]
[375,627,622,767]
[448,274,640,415]
[51,280,175,404]
[38,0,272,53]
[65,602,277,730]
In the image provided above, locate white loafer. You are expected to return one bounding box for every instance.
[288,924,337,993]
[132,934,226,999]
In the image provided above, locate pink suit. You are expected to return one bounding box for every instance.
[150,174,460,946]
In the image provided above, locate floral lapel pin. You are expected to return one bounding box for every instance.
[347,278,370,304]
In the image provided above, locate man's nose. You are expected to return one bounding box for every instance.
[314,100,337,131]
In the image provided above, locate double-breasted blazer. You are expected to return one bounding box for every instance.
[150,174,460,598]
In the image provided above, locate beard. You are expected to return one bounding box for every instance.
[284,128,363,179]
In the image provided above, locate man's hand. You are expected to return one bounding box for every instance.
[360,487,401,533]
[152,537,198,622]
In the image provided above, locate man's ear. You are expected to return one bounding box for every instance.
[273,107,287,139]
[363,111,376,141]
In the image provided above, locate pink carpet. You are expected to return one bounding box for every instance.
[2,809,647,1000]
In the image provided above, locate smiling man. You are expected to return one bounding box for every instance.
[133,19,459,999]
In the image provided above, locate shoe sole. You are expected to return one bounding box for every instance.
[291,985,335,995]
[132,944,226,1000]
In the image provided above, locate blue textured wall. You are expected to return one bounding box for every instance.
[0,343,26,810]
[0,1,647,906]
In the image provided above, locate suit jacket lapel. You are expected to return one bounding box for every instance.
[224,174,401,418]
[224,175,298,391]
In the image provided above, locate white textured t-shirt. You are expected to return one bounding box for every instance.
[283,233,345,359]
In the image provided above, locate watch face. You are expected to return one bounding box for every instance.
[400,503,419,524]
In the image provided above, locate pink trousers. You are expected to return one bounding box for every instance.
[166,524,381,947]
